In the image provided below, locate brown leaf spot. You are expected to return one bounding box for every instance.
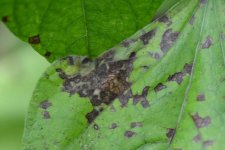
[154,83,167,92]
[202,36,213,49]
[2,16,8,23]
[160,29,179,53]
[109,123,118,129]
[140,29,156,45]
[130,122,143,128]
[28,35,40,44]
[166,128,175,138]
[39,100,52,109]
[191,113,211,128]
[124,131,136,138]
[197,94,205,101]
[43,111,51,119]
[193,134,202,142]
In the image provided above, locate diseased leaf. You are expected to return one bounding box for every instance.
[23,0,225,149]
[0,0,164,62]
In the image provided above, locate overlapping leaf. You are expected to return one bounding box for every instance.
[23,0,225,149]
[0,0,165,62]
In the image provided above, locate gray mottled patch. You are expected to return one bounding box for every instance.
[118,89,132,107]
[133,86,150,108]
[166,128,175,139]
[160,29,179,53]
[200,0,207,5]
[193,134,202,142]
[140,29,156,45]
[56,48,136,123]
[158,15,172,26]
[93,123,99,130]
[203,140,213,149]
[85,109,99,123]
[189,15,195,25]
[191,113,211,128]
[109,123,118,129]
[28,35,40,44]
[122,39,135,47]
[168,72,184,84]
[168,63,192,84]
[154,83,167,92]
[148,52,161,60]
[202,36,213,49]
[197,94,205,101]
[124,131,136,138]
[43,111,51,119]
[183,63,193,74]
[39,100,52,109]
[130,122,143,128]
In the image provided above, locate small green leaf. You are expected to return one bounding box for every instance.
[0,0,164,62]
[23,0,225,149]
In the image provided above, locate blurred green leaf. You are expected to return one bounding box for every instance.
[23,0,225,149]
[0,0,165,62]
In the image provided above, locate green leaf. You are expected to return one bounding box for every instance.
[23,0,225,149]
[0,0,164,62]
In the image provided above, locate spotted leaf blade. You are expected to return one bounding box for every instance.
[23,0,225,149]
[0,0,165,62]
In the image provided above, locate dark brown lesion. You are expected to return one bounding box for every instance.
[1,16,9,23]
[28,35,40,44]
